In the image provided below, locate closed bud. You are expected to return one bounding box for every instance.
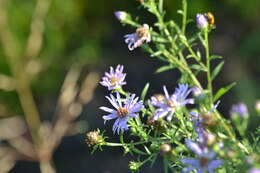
[196,14,208,29]
[129,161,142,171]
[160,143,171,156]
[114,11,128,22]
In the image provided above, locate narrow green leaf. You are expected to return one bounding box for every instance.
[213,82,236,102]
[211,61,224,80]
[141,83,150,100]
[210,55,223,60]
[190,64,206,72]
[151,51,163,57]
[155,65,175,73]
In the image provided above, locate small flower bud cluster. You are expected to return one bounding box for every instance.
[85,130,103,147]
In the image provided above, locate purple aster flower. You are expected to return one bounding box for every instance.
[100,92,144,134]
[114,11,127,21]
[124,24,151,51]
[250,168,260,173]
[100,65,126,90]
[181,140,223,173]
[196,13,208,29]
[151,84,194,121]
[230,103,248,117]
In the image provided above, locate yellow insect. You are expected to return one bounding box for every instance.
[204,12,215,27]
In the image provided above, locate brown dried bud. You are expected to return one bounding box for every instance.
[160,144,171,156]
[85,130,103,147]
[204,132,216,145]
[201,113,217,127]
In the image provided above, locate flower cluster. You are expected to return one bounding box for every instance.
[86,1,260,173]
[99,65,144,134]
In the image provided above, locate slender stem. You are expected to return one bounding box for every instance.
[158,0,163,13]
[0,0,41,144]
[204,28,213,103]
[40,160,56,173]
[181,0,187,34]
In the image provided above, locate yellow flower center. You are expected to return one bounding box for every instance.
[167,100,176,108]
[117,107,129,117]
[110,77,119,86]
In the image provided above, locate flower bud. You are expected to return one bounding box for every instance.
[160,143,171,156]
[192,86,202,97]
[196,14,208,29]
[85,130,103,147]
[201,113,217,127]
[114,11,127,22]
[129,161,142,171]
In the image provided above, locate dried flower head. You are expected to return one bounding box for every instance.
[85,130,103,147]
[124,24,151,51]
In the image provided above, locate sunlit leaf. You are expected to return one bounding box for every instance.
[141,83,150,100]
[213,82,236,102]
[211,61,224,80]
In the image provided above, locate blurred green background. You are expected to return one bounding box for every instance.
[0,0,258,172]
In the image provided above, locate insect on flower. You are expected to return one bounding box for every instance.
[204,12,215,27]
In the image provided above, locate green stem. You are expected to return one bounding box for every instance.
[181,0,187,34]
[204,28,213,104]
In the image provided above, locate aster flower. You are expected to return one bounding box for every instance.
[100,65,126,90]
[181,140,223,173]
[250,168,260,173]
[124,24,151,51]
[230,103,249,117]
[151,84,194,121]
[114,11,127,21]
[196,13,208,29]
[100,92,144,134]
